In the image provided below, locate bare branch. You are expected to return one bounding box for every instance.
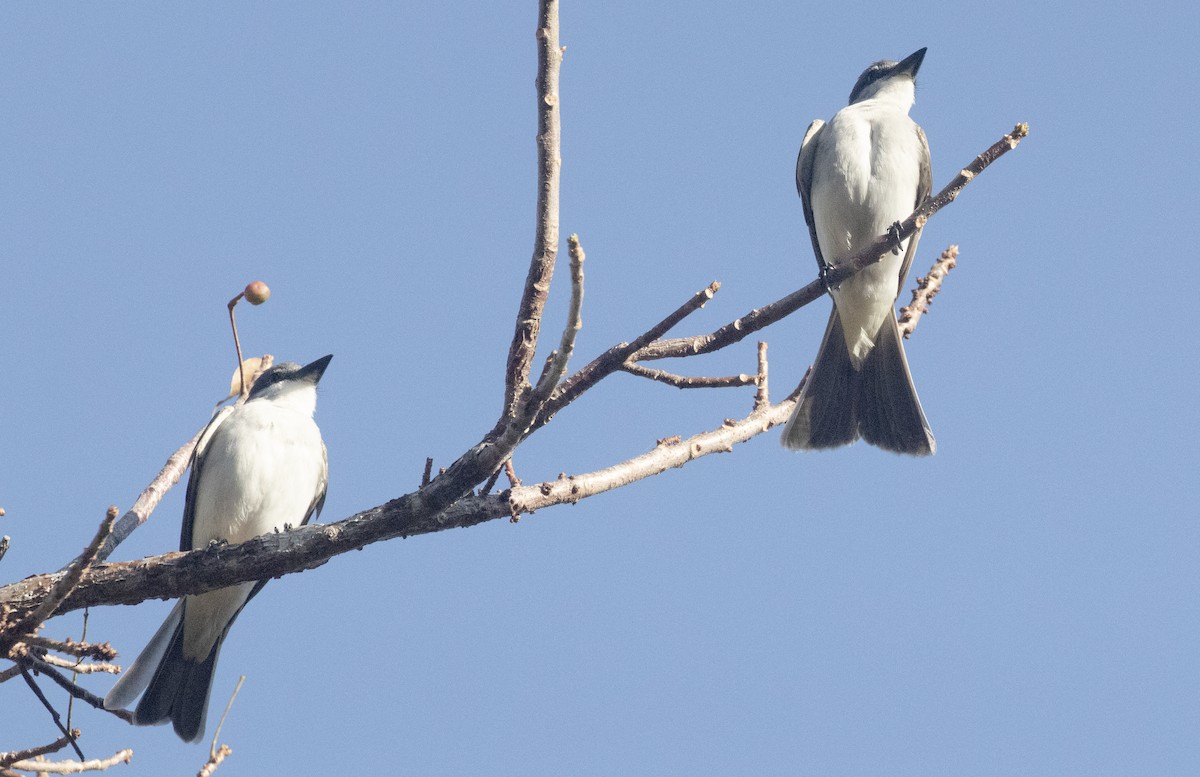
[504,460,523,488]
[637,123,1028,363]
[91,356,272,566]
[33,653,119,675]
[819,124,1026,291]
[8,749,132,774]
[507,402,793,517]
[538,281,721,425]
[3,509,114,648]
[479,466,503,497]
[899,245,958,338]
[634,280,823,362]
[95,424,204,564]
[17,667,85,759]
[17,636,117,661]
[0,135,1023,630]
[197,746,231,777]
[531,233,586,401]
[502,0,563,418]
[197,675,243,776]
[620,362,756,390]
[18,655,131,722]
[210,676,244,758]
[1,733,77,768]
[0,397,791,622]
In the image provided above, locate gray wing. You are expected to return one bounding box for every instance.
[179,407,233,552]
[304,441,328,526]
[896,123,933,297]
[795,119,827,271]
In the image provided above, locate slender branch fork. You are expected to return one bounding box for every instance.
[0,0,1027,679]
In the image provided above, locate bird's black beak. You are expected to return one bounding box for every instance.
[297,354,333,384]
[895,47,926,78]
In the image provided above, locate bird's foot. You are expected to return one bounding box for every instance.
[887,221,905,255]
[819,261,838,293]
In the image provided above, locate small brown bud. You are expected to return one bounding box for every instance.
[244,280,271,305]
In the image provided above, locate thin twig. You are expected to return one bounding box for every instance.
[211,676,244,757]
[479,466,503,497]
[0,536,9,564]
[531,233,586,402]
[17,636,116,661]
[93,426,204,564]
[37,654,119,675]
[819,124,1026,291]
[0,733,76,768]
[3,510,115,649]
[538,281,721,426]
[420,458,433,489]
[899,245,958,338]
[21,655,132,722]
[197,746,231,777]
[8,749,132,774]
[504,460,523,488]
[754,341,769,410]
[620,362,756,390]
[199,674,244,775]
[18,668,84,760]
[227,291,248,397]
[507,401,794,517]
[66,609,89,731]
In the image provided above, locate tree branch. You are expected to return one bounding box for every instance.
[636,123,1028,362]
[7,749,132,775]
[531,233,586,402]
[1,734,76,768]
[535,281,721,426]
[0,244,968,623]
[620,362,756,390]
[753,341,769,410]
[899,244,958,338]
[502,0,563,418]
[88,355,275,566]
[2,509,114,652]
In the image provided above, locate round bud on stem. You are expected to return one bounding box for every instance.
[244,280,271,305]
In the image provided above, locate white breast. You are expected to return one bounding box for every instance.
[811,99,923,366]
[181,397,325,660]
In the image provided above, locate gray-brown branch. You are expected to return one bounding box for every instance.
[501,0,563,418]
[636,123,1028,363]
[0,243,959,624]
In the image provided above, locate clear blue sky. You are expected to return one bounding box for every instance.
[3,2,1197,775]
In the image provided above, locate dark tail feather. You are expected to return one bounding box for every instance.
[782,310,860,450]
[133,607,223,743]
[857,314,936,456]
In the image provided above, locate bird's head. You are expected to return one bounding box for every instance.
[848,47,926,107]
[247,354,333,414]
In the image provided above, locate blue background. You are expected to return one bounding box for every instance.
[2,2,1197,775]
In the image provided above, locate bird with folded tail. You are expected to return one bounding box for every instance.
[782,48,936,456]
[105,354,332,742]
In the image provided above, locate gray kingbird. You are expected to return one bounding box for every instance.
[105,354,332,742]
[781,48,936,455]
